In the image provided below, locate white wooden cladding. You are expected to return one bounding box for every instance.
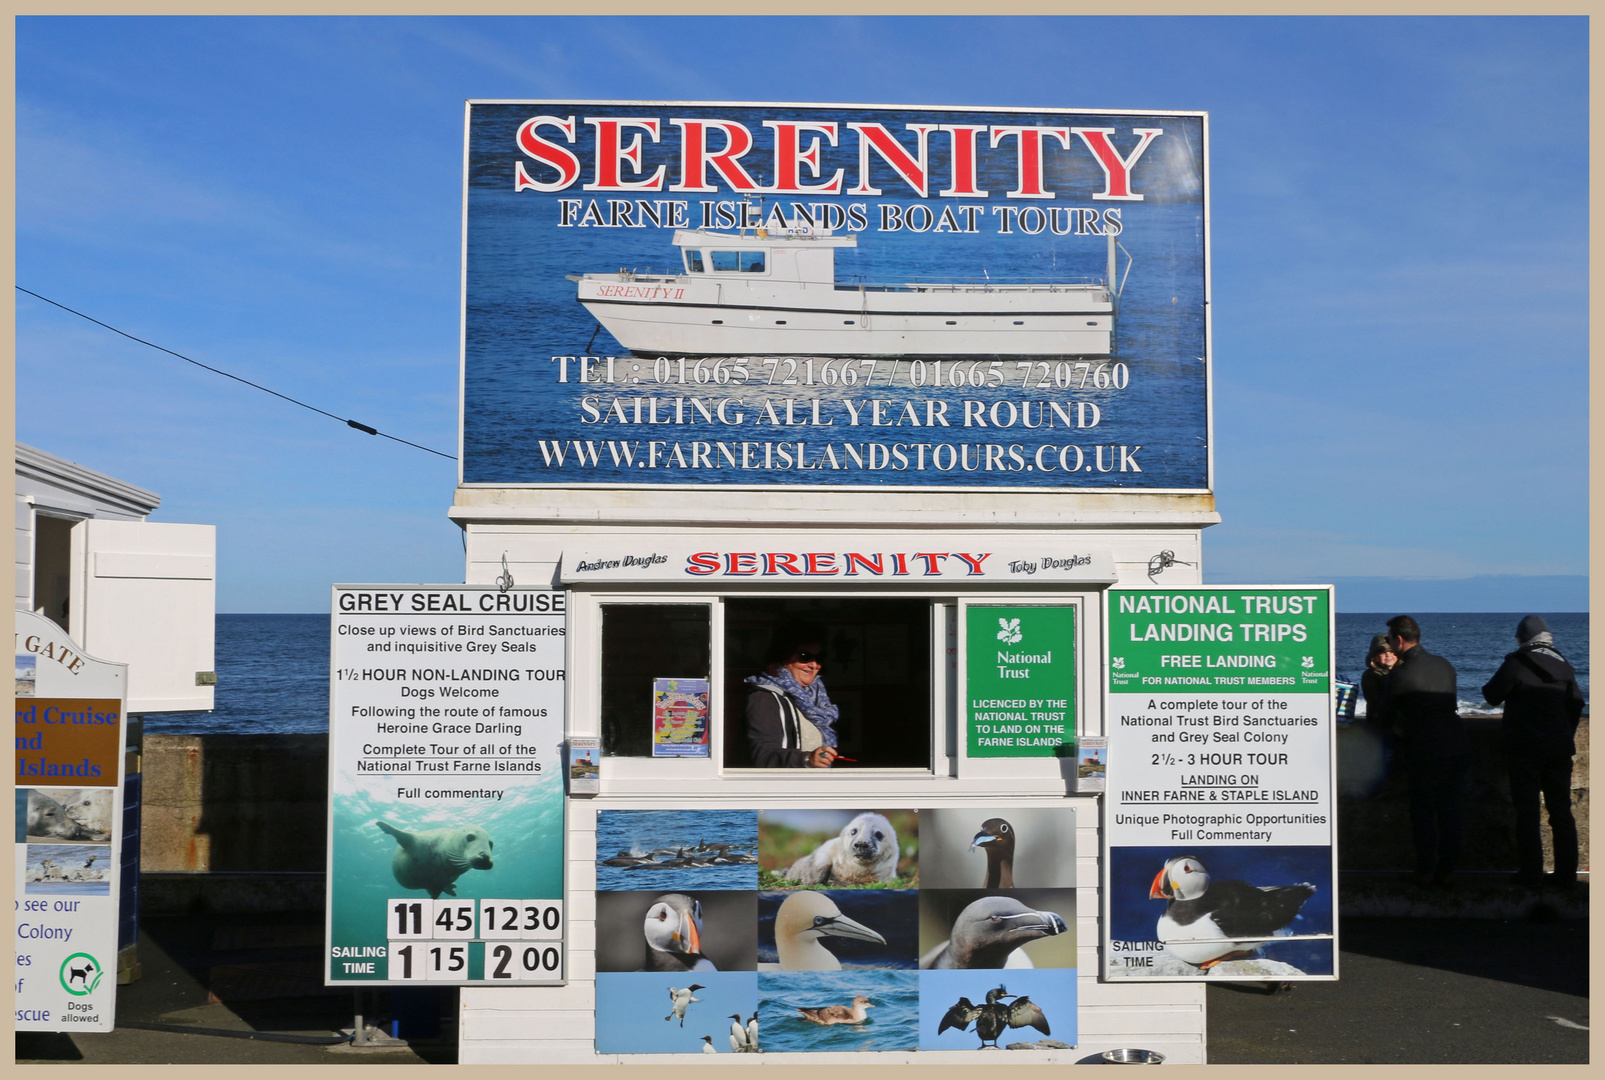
[460,798,1204,1064]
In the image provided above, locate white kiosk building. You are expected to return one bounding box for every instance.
[435,100,1218,1063]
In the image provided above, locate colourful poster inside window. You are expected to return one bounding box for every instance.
[652,677,710,757]
[964,605,1076,757]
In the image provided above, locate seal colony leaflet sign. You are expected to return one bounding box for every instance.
[325,587,567,986]
[462,100,1209,490]
[1101,587,1338,982]
[14,610,128,1033]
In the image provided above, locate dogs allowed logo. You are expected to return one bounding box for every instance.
[997,618,1023,645]
[60,953,103,996]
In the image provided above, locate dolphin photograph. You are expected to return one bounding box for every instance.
[596,808,759,892]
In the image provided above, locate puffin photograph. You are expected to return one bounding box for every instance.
[1150,853,1317,969]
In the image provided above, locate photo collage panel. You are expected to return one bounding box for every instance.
[593,806,1078,1055]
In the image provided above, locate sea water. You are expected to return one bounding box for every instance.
[139,611,1588,736]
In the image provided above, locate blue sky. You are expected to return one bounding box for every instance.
[16,16,1588,612]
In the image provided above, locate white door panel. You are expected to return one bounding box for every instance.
[70,520,216,713]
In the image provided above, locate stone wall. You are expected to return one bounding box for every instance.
[141,734,328,873]
[139,721,1589,881]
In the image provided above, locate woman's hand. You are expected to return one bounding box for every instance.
[806,746,837,768]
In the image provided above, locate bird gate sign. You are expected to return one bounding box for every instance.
[14,610,129,1033]
[1101,586,1338,981]
[324,586,568,986]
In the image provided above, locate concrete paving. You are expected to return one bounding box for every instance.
[1209,916,1590,1064]
[16,912,445,1065]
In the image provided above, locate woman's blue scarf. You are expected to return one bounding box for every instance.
[744,668,839,747]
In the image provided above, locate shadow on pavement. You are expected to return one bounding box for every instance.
[1338,916,1588,998]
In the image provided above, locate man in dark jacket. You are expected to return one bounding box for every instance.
[1384,615,1469,885]
[1481,614,1586,888]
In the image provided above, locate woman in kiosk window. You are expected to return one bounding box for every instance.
[744,622,840,768]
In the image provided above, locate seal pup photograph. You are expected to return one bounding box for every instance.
[25,789,99,842]
[375,819,494,899]
[782,812,901,885]
[50,788,115,841]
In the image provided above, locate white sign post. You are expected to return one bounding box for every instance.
[15,610,129,1032]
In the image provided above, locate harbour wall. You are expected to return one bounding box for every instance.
[137,721,1588,913]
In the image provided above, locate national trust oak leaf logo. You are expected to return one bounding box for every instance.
[997,618,1023,645]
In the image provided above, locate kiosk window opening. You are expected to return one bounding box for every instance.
[600,604,711,758]
[723,597,930,770]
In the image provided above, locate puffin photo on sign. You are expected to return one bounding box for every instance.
[1106,846,1333,978]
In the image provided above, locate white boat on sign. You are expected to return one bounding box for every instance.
[569,228,1117,358]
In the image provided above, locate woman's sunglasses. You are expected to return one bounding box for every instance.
[790,651,826,663]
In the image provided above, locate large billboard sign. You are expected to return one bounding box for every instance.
[1101,587,1338,982]
[462,100,1209,491]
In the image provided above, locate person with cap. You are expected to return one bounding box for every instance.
[1481,615,1586,889]
[1384,614,1469,886]
[1359,633,1399,775]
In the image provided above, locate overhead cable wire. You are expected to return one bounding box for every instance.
[16,285,455,461]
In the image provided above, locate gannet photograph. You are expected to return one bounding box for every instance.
[758,889,918,970]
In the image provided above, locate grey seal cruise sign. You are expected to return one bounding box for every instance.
[325,586,568,986]
[461,100,1210,491]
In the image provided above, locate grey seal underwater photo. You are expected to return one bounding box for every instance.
[376,819,494,898]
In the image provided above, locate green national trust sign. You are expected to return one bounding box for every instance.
[965,605,1076,757]
[1106,587,1332,694]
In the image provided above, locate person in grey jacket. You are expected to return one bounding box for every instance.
[1482,615,1586,888]
[1385,615,1469,886]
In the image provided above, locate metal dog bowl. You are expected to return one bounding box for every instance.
[1102,1048,1166,1065]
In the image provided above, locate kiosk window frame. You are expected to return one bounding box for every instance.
[568,589,1099,785]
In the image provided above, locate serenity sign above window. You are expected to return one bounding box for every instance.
[460,100,1210,492]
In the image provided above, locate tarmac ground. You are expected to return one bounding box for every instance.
[1209,914,1590,1064]
[16,887,1591,1065]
